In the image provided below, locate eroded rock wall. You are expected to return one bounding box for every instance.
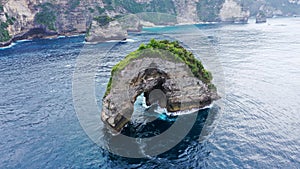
[101,52,219,133]
[1,0,299,45]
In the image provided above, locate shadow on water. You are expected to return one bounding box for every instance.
[104,105,220,165]
[120,106,178,139]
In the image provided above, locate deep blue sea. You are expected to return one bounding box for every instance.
[0,17,300,168]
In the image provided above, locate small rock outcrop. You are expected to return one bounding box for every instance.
[256,11,267,23]
[85,19,127,43]
[101,39,220,133]
[85,15,144,43]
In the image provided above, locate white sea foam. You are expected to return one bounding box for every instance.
[124,39,135,42]
[71,34,85,37]
[0,42,16,50]
[106,40,122,43]
[83,41,98,45]
[165,103,213,116]
[17,39,32,42]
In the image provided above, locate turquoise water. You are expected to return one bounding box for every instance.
[0,17,300,168]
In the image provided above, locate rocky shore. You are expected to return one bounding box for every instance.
[0,0,296,46]
[2,0,298,47]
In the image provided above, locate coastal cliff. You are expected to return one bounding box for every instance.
[1,0,90,46]
[101,39,220,133]
[1,0,300,46]
[219,0,250,23]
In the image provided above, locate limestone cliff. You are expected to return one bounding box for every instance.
[219,0,250,23]
[85,19,127,42]
[101,39,220,133]
[173,0,200,24]
[1,0,300,46]
[0,0,97,46]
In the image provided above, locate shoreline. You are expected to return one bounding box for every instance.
[0,22,216,48]
[1,16,297,49]
[0,33,86,48]
[0,20,230,48]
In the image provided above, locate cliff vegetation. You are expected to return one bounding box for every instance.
[197,0,225,22]
[1,0,300,44]
[0,15,15,42]
[35,3,57,31]
[114,0,176,15]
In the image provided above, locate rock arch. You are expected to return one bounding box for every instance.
[129,66,170,108]
[101,56,219,133]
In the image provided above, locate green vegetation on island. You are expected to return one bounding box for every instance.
[104,39,214,97]
[93,15,114,26]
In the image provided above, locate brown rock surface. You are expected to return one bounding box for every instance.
[101,49,219,133]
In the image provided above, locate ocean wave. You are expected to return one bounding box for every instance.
[17,39,33,43]
[0,42,16,50]
[165,103,213,116]
[124,39,135,42]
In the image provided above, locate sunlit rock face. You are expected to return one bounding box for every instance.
[85,20,127,42]
[219,0,250,23]
[85,15,143,43]
[2,0,299,46]
[101,46,219,133]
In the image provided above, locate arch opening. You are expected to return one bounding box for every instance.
[129,67,170,110]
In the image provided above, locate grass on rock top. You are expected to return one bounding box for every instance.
[104,39,214,98]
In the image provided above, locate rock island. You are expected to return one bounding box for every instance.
[101,39,220,133]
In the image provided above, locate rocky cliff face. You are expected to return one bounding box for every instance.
[240,0,300,17]
[102,56,219,132]
[85,19,127,42]
[1,0,37,45]
[0,0,97,45]
[101,40,220,133]
[219,0,250,23]
[173,0,200,24]
[0,0,242,45]
[1,0,299,45]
